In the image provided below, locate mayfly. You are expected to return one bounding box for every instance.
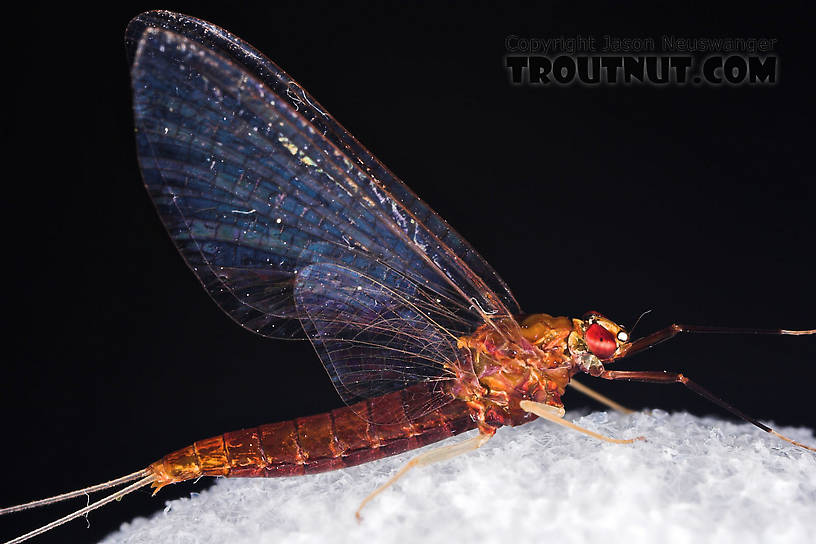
[2,10,813,544]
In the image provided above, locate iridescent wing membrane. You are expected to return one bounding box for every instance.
[295,263,465,420]
[127,11,521,418]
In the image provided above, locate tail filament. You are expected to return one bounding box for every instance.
[1,470,155,544]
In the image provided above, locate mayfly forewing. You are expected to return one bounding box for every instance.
[131,25,396,338]
[128,10,521,351]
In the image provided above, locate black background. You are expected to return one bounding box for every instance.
[3,2,814,543]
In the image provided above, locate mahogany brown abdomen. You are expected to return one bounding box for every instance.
[149,383,476,487]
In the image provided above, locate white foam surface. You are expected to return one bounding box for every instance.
[101,410,816,544]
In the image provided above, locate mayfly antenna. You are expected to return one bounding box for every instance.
[627,309,652,337]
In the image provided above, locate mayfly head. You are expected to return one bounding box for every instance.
[568,311,630,375]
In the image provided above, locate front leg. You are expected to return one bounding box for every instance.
[598,370,815,452]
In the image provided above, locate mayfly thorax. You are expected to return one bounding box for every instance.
[2,10,814,544]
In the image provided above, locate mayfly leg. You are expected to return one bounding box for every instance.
[568,378,634,414]
[598,369,816,452]
[619,324,816,359]
[355,431,493,520]
[519,400,644,444]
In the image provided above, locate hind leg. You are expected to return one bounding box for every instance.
[356,431,493,519]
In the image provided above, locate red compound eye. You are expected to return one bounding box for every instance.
[585,323,617,359]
